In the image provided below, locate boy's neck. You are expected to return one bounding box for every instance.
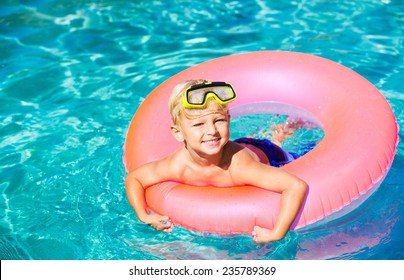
[184,144,227,168]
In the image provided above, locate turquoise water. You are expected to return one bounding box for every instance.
[0,0,403,260]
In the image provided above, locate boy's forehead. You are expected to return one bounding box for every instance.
[183,108,228,120]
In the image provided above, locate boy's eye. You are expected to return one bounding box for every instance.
[192,123,203,127]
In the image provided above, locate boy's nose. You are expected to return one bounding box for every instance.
[206,123,217,134]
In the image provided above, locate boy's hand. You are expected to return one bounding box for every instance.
[144,214,174,232]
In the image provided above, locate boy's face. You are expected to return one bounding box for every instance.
[172,107,230,158]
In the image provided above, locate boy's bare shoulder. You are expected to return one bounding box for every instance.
[156,148,189,177]
[152,148,181,168]
[227,141,258,162]
[127,148,186,187]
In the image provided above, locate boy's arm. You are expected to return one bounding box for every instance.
[261,167,307,241]
[232,154,307,241]
[125,160,174,232]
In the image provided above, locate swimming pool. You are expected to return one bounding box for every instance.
[0,0,403,260]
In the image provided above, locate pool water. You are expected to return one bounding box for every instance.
[0,0,403,260]
[230,113,324,157]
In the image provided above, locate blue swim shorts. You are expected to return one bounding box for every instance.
[234,137,299,167]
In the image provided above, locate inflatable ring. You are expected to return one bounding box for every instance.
[123,51,398,234]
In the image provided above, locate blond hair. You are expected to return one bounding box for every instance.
[168,79,228,125]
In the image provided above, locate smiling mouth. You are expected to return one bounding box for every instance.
[202,138,221,145]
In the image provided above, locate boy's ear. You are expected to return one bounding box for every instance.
[170,124,184,142]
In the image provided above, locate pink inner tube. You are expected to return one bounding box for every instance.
[123,51,398,234]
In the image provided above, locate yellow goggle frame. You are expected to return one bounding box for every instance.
[182,81,237,109]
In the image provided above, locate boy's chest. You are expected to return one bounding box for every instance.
[183,165,234,187]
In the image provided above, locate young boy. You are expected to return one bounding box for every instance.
[125,79,308,244]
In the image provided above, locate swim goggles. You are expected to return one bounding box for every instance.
[182,81,237,109]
